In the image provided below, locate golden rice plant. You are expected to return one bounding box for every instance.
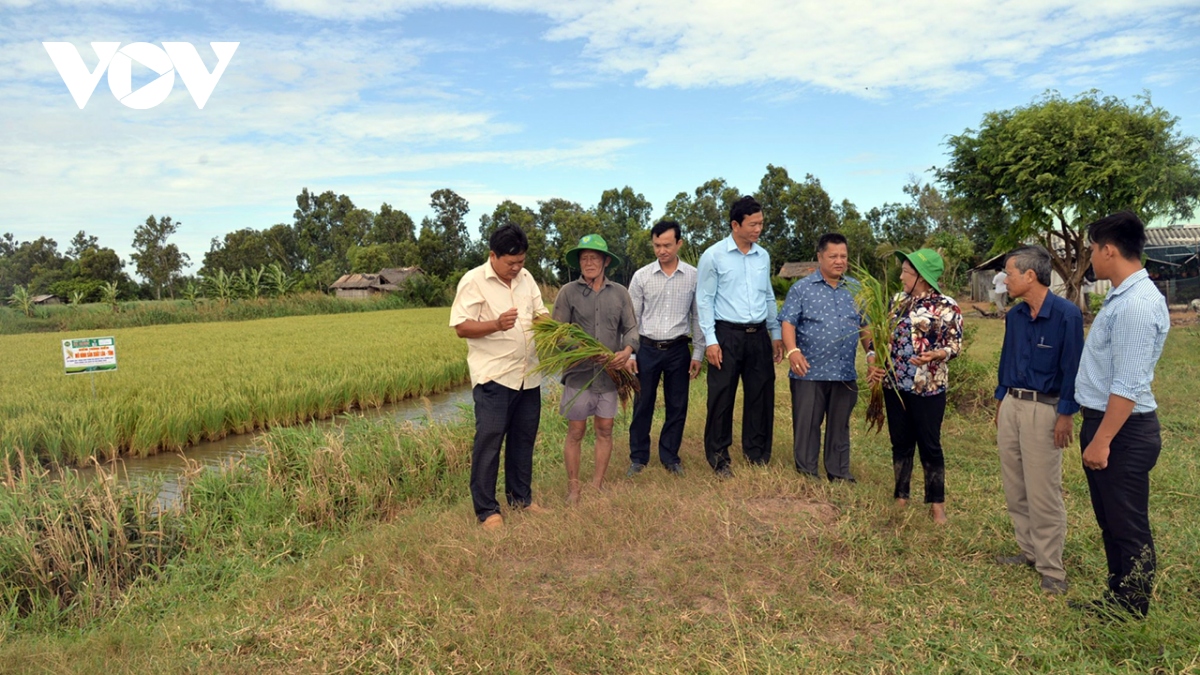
[850,263,902,433]
[530,316,639,408]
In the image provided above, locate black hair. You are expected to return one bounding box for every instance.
[1005,245,1052,287]
[729,196,762,227]
[651,220,682,241]
[1087,211,1146,260]
[489,223,528,256]
[816,232,848,254]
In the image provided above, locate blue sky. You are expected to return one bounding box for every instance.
[3,0,1199,274]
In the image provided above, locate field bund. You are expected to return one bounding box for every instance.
[0,308,468,466]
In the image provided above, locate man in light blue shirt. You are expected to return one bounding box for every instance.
[696,196,784,477]
[1071,211,1169,619]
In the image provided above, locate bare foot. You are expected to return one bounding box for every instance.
[930,503,947,524]
[895,498,908,507]
[590,480,606,492]
[566,480,581,505]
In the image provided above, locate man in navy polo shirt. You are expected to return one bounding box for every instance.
[993,245,1083,596]
[779,232,872,482]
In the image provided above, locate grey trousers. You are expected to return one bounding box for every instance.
[789,379,858,480]
[997,395,1067,581]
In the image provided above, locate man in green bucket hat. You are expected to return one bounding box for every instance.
[553,234,638,504]
[868,247,963,524]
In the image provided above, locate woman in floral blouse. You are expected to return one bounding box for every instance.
[868,249,963,524]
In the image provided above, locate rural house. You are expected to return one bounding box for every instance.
[777,261,819,279]
[329,266,424,300]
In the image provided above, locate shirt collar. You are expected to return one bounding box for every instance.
[483,261,511,285]
[723,235,761,255]
[1109,268,1149,298]
[1017,290,1058,321]
[811,271,843,288]
[652,259,680,277]
[575,275,611,289]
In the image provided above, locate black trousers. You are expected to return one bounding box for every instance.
[629,340,691,467]
[704,322,775,470]
[789,379,858,479]
[469,382,541,521]
[1081,408,1161,616]
[883,388,946,503]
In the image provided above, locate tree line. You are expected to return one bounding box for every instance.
[4,91,1197,308]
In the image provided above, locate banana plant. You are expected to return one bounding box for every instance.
[7,285,34,317]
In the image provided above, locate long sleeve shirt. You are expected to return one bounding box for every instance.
[552,276,639,393]
[696,235,781,345]
[994,290,1084,416]
[1075,268,1169,413]
[628,259,705,362]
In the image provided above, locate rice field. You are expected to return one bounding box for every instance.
[0,308,468,466]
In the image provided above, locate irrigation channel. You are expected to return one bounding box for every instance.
[70,386,476,508]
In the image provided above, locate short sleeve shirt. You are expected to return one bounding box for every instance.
[449,262,548,389]
[777,272,864,381]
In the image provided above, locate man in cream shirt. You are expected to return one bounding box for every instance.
[450,224,550,529]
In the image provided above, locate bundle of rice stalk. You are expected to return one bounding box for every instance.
[530,316,640,408]
[850,263,902,433]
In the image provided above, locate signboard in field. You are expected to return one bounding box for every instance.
[63,337,117,374]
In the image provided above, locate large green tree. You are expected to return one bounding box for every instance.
[369,203,415,244]
[755,165,839,269]
[292,188,362,277]
[662,178,742,256]
[937,90,1200,306]
[131,215,190,300]
[417,189,474,278]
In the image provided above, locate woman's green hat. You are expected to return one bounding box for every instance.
[565,234,622,270]
[894,248,945,294]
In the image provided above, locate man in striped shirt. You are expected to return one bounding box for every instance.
[625,220,705,477]
[1072,211,1170,619]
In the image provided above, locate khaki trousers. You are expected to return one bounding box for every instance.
[997,395,1066,581]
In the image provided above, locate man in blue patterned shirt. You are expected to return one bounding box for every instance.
[1071,212,1169,619]
[778,233,872,483]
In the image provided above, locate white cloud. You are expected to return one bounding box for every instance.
[260,0,1200,96]
[0,5,637,267]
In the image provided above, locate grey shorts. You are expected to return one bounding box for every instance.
[560,384,618,421]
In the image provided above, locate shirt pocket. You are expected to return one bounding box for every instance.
[1030,342,1058,376]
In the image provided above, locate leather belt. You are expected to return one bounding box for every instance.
[639,335,690,350]
[715,320,766,333]
[1007,388,1059,407]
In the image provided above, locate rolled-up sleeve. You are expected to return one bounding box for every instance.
[1055,309,1084,415]
[619,287,639,353]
